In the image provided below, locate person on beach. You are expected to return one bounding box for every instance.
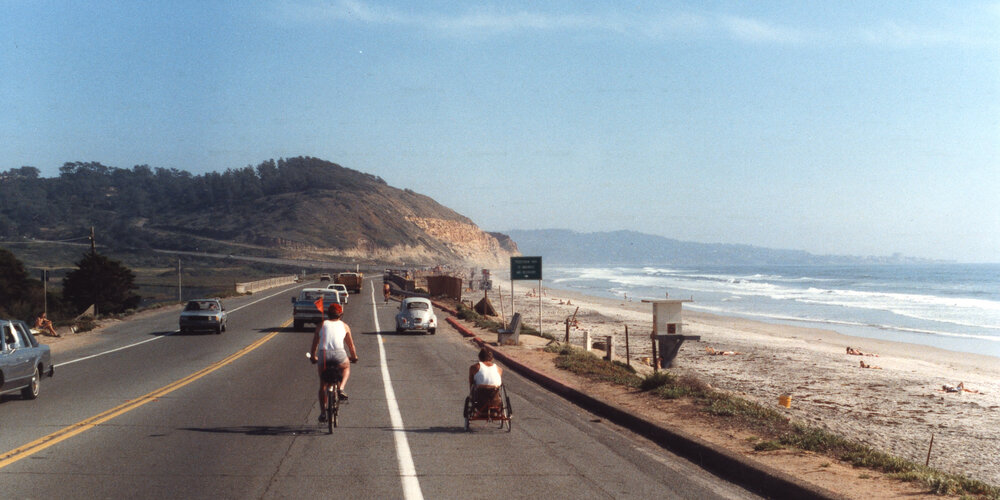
[706,347,740,356]
[859,360,882,369]
[34,312,59,337]
[941,382,979,393]
[847,346,878,357]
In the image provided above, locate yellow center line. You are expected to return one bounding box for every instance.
[0,323,288,470]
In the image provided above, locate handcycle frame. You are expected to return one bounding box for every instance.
[463,383,512,432]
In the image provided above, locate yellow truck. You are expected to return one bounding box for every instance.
[335,272,363,293]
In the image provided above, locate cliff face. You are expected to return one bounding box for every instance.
[1,156,520,268]
[407,217,519,267]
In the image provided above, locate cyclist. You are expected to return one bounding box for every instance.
[383,282,391,303]
[310,303,358,421]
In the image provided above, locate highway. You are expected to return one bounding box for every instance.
[0,277,760,499]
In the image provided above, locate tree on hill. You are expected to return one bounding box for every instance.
[62,252,140,315]
[0,248,47,320]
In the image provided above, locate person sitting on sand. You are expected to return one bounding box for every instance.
[847,346,878,357]
[859,360,882,369]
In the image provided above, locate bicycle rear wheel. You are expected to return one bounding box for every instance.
[327,387,337,433]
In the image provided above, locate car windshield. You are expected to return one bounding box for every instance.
[407,301,429,311]
[185,301,217,311]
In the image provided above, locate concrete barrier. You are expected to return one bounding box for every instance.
[235,275,298,294]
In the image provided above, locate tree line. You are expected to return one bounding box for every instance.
[0,156,387,246]
[0,248,139,324]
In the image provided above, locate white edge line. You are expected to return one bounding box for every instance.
[371,280,424,500]
[54,285,303,368]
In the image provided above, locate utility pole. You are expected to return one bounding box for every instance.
[89,226,96,254]
[178,258,182,303]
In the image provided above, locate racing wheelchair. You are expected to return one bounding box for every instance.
[463,383,512,432]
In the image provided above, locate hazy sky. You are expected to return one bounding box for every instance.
[3,1,998,262]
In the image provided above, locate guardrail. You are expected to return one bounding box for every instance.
[235,275,298,294]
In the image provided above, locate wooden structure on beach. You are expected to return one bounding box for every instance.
[642,299,699,369]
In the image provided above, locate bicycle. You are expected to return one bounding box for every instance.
[308,352,343,433]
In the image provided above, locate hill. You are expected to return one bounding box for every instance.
[0,157,517,267]
[504,229,934,266]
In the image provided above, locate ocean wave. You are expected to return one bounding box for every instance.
[688,304,1000,343]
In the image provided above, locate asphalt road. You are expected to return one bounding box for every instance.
[0,277,761,499]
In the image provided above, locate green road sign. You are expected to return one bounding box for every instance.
[511,256,542,280]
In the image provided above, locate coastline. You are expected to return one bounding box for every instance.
[473,278,1000,486]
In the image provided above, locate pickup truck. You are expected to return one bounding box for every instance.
[291,288,342,331]
[335,272,363,293]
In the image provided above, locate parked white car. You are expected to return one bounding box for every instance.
[326,283,349,304]
[395,297,437,334]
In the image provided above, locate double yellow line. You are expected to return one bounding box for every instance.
[0,327,284,469]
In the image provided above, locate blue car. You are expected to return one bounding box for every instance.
[1,319,54,400]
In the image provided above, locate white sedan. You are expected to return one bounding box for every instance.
[326,283,349,304]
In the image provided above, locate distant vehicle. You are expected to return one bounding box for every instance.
[326,283,349,304]
[179,298,228,334]
[335,272,363,293]
[292,288,342,331]
[1,319,54,399]
[395,297,437,334]
[319,273,332,281]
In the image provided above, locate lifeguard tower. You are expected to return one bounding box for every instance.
[642,299,699,369]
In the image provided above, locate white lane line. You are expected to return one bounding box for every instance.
[55,286,302,368]
[371,282,424,500]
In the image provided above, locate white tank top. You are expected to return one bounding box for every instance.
[474,362,502,386]
[318,320,347,353]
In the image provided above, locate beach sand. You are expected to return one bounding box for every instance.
[471,279,1000,486]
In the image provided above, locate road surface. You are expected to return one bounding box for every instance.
[0,277,760,499]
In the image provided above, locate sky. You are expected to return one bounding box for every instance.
[2,1,998,262]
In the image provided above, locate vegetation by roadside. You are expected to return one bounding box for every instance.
[455,303,556,340]
[542,342,999,500]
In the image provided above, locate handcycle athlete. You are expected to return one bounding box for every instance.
[310,303,358,423]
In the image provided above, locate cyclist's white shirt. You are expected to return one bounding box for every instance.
[318,320,348,353]
[474,362,502,386]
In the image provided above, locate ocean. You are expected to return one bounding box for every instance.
[545,264,1000,358]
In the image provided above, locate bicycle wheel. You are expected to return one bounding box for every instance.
[463,396,472,431]
[327,387,337,433]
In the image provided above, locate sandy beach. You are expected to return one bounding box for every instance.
[470,279,1000,487]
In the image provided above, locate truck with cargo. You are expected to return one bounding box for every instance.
[335,272,363,293]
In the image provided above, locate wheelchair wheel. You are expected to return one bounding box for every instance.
[463,396,472,431]
[504,397,512,432]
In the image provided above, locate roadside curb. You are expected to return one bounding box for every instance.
[444,315,844,500]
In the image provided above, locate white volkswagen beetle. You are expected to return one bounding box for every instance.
[395,297,437,334]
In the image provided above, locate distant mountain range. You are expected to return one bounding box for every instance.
[504,229,939,267]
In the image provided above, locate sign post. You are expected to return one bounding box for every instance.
[510,256,543,336]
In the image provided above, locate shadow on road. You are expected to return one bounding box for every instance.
[179,425,325,436]
[360,330,431,336]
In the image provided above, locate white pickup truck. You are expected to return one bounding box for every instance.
[291,288,342,331]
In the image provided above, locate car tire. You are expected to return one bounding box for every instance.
[22,366,40,400]
[221,323,227,332]
[429,328,436,335]
[215,326,222,334]
[294,320,303,331]
[396,327,404,333]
